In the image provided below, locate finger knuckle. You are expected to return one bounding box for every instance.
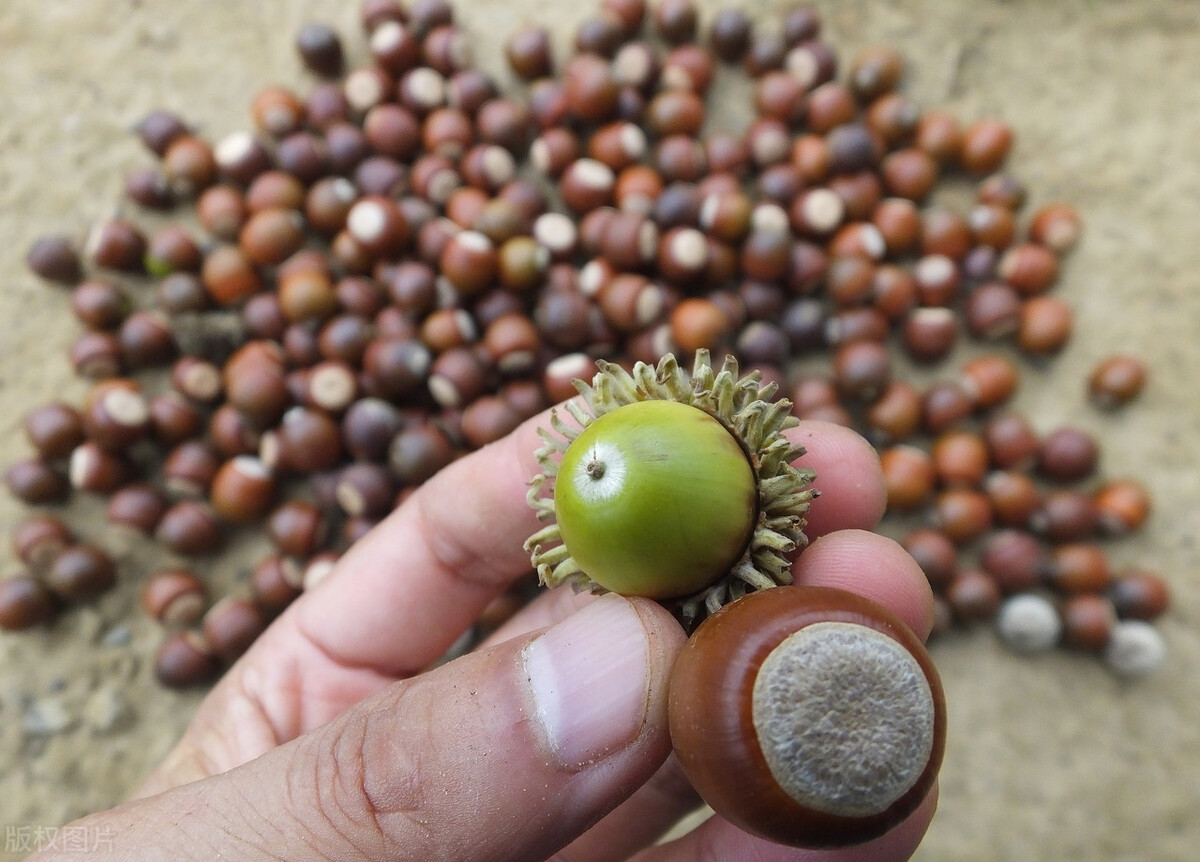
[287,696,441,861]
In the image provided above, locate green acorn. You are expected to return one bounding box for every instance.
[525,350,818,624]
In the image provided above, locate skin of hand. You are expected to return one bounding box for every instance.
[28,413,938,862]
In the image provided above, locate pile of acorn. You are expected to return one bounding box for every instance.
[4,0,1169,687]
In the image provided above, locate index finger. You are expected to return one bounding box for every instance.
[292,409,886,677]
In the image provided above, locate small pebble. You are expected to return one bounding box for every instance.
[101,625,133,647]
[996,593,1061,654]
[1104,620,1167,677]
[83,686,133,734]
[23,697,76,736]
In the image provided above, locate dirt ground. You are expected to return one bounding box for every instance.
[1,1,1198,860]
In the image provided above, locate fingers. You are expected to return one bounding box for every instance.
[140,412,559,793]
[627,787,938,862]
[126,448,924,862]
[552,755,701,862]
[290,413,884,678]
[480,582,599,648]
[792,529,935,639]
[137,415,887,797]
[481,529,934,862]
[788,420,887,539]
[84,596,687,862]
[289,412,549,677]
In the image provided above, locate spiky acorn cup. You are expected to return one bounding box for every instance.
[525,350,818,626]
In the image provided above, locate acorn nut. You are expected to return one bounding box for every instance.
[668,585,946,848]
[526,351,816,623]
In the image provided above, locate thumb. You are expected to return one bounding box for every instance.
[34,595,686,862]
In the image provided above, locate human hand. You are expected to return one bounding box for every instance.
[30,410,937,862]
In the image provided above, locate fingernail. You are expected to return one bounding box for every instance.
[523,594,651,769]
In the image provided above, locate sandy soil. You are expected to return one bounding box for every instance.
[1,1,1198,860]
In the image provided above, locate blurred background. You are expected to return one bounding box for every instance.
[1,1,1197,860]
